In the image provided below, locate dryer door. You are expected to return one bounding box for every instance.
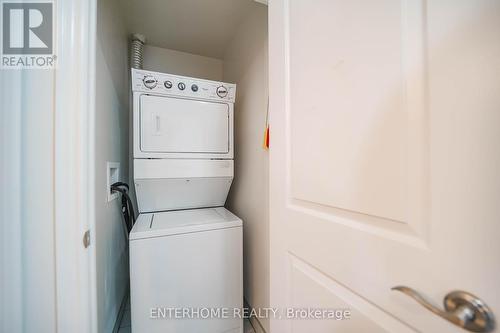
[140,95,229,154]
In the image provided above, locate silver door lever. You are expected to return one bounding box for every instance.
[392,286,495,332]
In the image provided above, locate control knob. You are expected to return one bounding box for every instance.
[143,75,157,89]
[216,85,228,98]
[164,80,173,89]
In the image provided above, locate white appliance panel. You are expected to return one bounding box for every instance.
[130,207,242,239]
[135,177,233,213]
[130,210,243,333]
[140,95,229,154]
[134,158,233,179]
[131,68,236,103]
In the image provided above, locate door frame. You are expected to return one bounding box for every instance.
[54,0,97,331]
[268,0,288,331]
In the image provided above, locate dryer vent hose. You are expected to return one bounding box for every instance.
[130,33,146,69]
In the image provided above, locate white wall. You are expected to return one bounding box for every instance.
[96,0,130,331]
[223,5,269,332]
[144,45,223,81]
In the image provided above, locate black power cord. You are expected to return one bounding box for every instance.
[111,182,136,234]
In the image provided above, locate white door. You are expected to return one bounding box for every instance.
[269,0,500,332]
[140,95,230,153]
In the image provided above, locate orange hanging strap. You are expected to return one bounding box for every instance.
[263,97,269,150]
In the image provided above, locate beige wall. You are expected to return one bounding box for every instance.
[223,4,269,332]
[144,45,223,81]
[96,0,130,331]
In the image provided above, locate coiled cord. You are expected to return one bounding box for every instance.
[111,182,136,235]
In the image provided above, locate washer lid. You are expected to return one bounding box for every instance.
[129,207,242,240]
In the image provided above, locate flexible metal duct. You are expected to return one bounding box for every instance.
[130,33,146,69]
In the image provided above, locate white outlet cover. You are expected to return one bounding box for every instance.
[107,162,120,202]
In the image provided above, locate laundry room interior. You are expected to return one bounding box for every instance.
[3,0,500,332]
[96,0,268,332]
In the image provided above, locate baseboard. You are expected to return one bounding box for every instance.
[112,291,129,333]
[244,299,267,333]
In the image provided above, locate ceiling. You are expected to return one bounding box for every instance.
[121,0,264,59]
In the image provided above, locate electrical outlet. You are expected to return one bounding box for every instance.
[107,162,120,202]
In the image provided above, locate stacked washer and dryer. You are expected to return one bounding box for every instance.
[129,68,243,333]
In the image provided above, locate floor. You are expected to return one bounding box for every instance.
[117,297,256,333]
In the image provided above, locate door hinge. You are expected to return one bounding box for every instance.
[83,230,91,248]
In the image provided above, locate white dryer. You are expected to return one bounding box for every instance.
[130,69,242,333]
[132,69,236,213]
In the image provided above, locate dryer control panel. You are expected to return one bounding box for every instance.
[132,68,236,102]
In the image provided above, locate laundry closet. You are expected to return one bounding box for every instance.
[95,0,269,332]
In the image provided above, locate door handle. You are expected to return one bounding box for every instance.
[392,286,495,332]
[152,113,161,136]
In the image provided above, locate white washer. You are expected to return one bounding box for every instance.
[130,208,242,333]
[130,69,242,333]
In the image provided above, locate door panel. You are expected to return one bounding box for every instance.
[289,0,409,223]
[289,256,414,333]
[287,0,429,241]
[140,95,229,153]
[269,0,500,332]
